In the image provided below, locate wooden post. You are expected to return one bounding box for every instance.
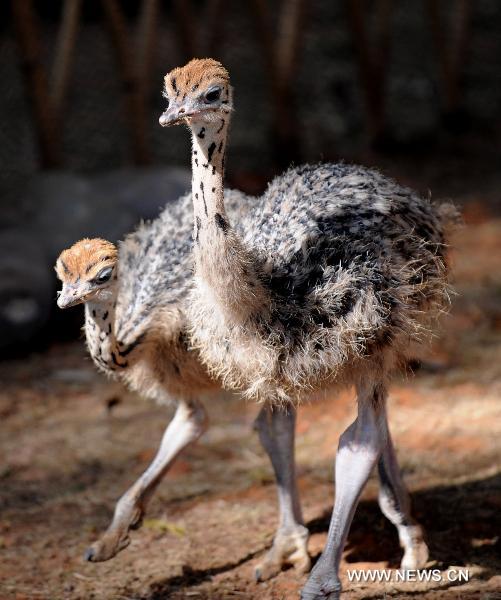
[136,0,159,117]
[12,0,61,167]
[347,0,394,146]
[203,0,227,56]
[172,0,198,60]
[249,0,307,167]
[101,0,150,165]
[426,0,472,120]
[51,0,82,115]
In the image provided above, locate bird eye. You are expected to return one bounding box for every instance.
[204,87,221,104]
[95,267,113,284]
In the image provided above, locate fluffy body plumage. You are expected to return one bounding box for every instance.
[159,59,455,405]
[190,162,454,404]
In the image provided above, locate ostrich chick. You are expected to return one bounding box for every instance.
[55,193,310,576]
[56,236,212,561]
[159,59,458,599]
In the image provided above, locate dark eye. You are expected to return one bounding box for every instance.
[204,87,221,104]
[95,267,113,284]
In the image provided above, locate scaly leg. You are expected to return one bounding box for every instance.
[377,406,428,569]
[301,382,385,600]
[254,404,311,581]
[85,399,207,562]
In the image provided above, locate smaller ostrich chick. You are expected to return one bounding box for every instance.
[55,237,213,561]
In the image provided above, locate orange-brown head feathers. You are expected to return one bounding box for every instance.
[159,58,232,128]
[164,58,229,97]
[55,238,118,308]
[56,238,117,283]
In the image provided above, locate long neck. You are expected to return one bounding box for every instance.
[85,296,129,372]
[191,116,228,232]
[189,117,268,320]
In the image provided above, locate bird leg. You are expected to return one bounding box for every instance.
[377,412,429,569]
[301,382,385,600]
[85,399,207,562]
[254,404,311,581]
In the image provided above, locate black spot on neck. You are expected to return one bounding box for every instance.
[195,216,201,243]
[200,181,208,216]
[207,142,216,163]
[215,213,229,234]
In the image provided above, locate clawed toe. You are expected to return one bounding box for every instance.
[84,537,130,563]
[401,540,429,570]
[84,546,96,562]
[84,530,131,562]
[255,525,311,582]
[300,578,341,600]
[84,500,144,562]
[300,580,341,600]
[301,563,341,600]
[400,525,429,570]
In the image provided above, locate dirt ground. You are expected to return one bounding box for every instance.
[1,212,501,600]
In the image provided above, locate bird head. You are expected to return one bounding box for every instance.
[159,58,232,128]
[55,238,118,309]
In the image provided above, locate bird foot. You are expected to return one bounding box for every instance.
[400,525,429,570]
[84,502,144,562]
[300,562,341,600]
[255,524,311,581]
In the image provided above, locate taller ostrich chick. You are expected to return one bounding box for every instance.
[159,58,457,600]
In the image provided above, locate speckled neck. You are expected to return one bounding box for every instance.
[187,114,269,320]
[190,116,229,241]
[84,294,127,371]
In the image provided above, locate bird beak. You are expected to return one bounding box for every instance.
[159,104,215,127]
[57,283,88,309]
[159,106,189,127]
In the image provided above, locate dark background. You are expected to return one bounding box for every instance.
[1,0,501,353]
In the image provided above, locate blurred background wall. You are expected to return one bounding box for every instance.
[0,0,500,355]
